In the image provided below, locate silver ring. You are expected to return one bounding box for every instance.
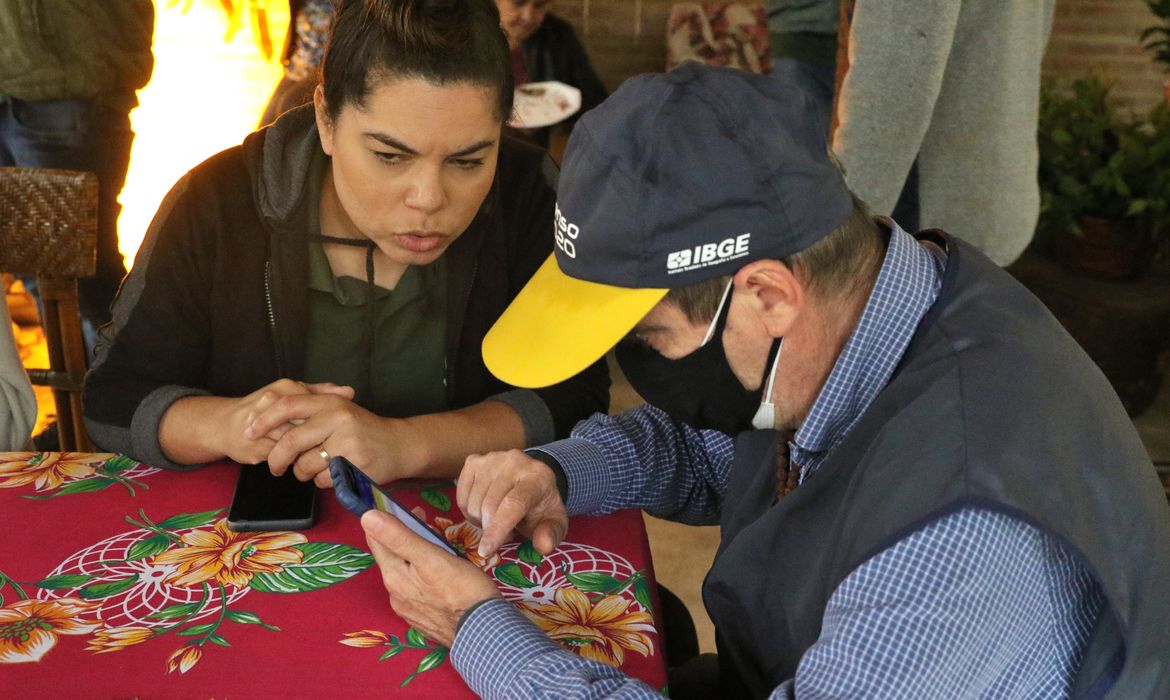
[318,448,330,461]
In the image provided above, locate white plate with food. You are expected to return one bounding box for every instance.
[509,81,583,129]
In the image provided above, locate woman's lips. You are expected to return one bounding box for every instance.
[394,232,446,253]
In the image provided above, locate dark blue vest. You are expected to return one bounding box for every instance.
[702,236,1170,698]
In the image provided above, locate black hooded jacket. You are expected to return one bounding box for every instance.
[83,106,609,469]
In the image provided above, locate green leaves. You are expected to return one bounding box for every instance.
[126,535,172,561]
[1038,75,1170,246]
[97,455,140,476]
[158,510,225,530]
[419,489,451,512]
[517,540,543,566]
[400,647,448,687]
[78,575,140,600]
[634,577,654,614]
[224,609,279,630]
[493,562,536,588]
[416,648,447,673]
[562,567,626,595]
[248,542,373,594]
[178,622,217,637]
[378,645,403,661]
[22,477,115,500]
[35,573,95,590]
[148,602,203,621]
[405,627,427,647]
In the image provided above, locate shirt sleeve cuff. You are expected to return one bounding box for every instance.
[527,437,611,515]
[451,598,566,698]
[485,388,556,447]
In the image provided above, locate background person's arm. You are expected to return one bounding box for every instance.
[831,1,961,214]
[0,302,36,450]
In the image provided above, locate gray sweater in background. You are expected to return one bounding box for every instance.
[833,0,1056,265]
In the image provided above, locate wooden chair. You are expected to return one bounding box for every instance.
[0,167,98,451]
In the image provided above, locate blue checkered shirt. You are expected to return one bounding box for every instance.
[452,225,1104,698]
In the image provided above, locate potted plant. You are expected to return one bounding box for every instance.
[1036,77,1170,280]
[1143,0,1170,101]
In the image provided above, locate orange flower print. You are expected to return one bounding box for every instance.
[339,630,389,648]
[518,588,655,667]
[166,644,203,674]
[0,453,111,491]
[433,517,501,571]
[0,597,101,663]
[85,626,154,654]
[153,519,307,588]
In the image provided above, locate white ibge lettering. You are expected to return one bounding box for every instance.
[554,203,580,258]
[666,233,752,274]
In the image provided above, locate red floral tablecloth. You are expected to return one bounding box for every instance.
[0,453,667,698]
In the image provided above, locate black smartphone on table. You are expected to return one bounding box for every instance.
[329,455,465,558]
[227,463,318,531]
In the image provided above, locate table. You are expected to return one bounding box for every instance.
[0,453,668,697]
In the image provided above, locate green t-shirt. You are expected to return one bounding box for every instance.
[301,153,448,418]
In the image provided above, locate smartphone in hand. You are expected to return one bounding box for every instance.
[329,456,466,558]
[227,463,318,531]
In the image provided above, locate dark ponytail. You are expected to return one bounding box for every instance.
[322,0,513,122]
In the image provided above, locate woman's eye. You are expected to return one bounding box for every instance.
[450,158,484,170]
[374,151,405,164]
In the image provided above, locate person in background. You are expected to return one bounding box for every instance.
[0,1,155,356]
[765,0,837,132]
[83,0,609,484]
[262,0,608,151]
[497,0,608,148]
[358,63,1170,698]
[260,0,336,127]
[832,0,1057,265]
[1,298,36,451]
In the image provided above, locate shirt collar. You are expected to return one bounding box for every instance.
[790,219,945,477]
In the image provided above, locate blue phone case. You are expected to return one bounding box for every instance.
[329,457,466,559]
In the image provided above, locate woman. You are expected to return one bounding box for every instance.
[83,0,609,485]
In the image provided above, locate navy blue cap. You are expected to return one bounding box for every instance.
[482,62,856,389]
[553,61,853,288]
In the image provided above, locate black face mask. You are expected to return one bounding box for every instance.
[614,288,781,436]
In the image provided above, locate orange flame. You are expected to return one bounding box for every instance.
[117,1,289,267]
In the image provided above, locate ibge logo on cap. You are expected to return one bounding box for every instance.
[554,204,580,258]
[667,233,751,274]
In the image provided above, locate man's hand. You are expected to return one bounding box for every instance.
[245,394,424,488]
[362,509,501,647]
[457,450,568,559]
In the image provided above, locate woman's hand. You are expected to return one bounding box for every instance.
[158,379,353,466]
[246,394,426,487]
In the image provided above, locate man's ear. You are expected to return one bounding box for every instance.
[314,85,335,157]
[734,259,803,337]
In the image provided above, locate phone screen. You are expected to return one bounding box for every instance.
[329,457,465,558]
[227,464,318,531]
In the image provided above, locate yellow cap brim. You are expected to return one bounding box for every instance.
[483,254,668,388]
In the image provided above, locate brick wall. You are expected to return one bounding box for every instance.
[551,0,676,92]
[554,0,1167,115]
[1043,0,1167,115]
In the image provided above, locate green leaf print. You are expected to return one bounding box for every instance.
[493,562,536,588]
[248,542,374,593]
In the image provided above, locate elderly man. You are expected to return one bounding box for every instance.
[359,63,1170,698]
